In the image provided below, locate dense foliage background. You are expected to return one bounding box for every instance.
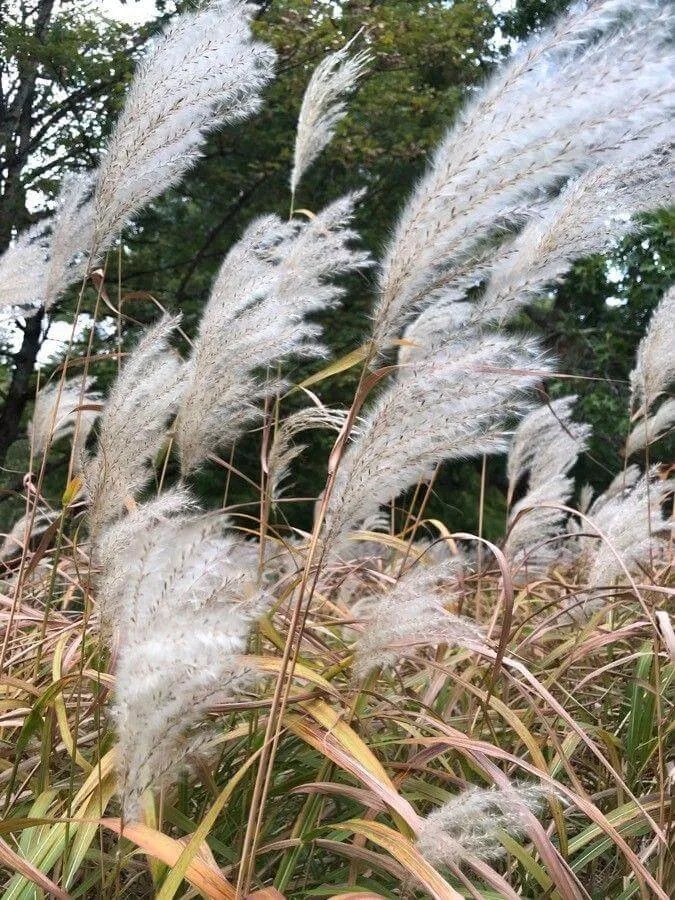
[1,0,672,536]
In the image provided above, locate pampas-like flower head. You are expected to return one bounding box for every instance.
[504,397,590,566]
[266,404,350,503]
[627,284,675,456]
[290,35,371,196]
[352,558,485,679]
[507,397,590,499]
[326,332,551,543]
[84,315,185,538]
[0,221,50,320]
[584,469,673,589]
[0,510,57,562]
[630,285,675,412]
[92,1,276,254]
[373,0,673,348]
[28,377,101,465]
[417,782,546,866]
[626,397,675,457]
[96,490,268,819]
[473,143,674,327]
[43,174,95,310]
[174,192,369,472]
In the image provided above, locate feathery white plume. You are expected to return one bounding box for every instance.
[0,221,49,320]
[473,144,674,326]
[175,193,369,472]
[28,377,101,465]
[92,1,276,254]
[326,332,551,542]
[374,0,673,346]
[627,284,675,460]
[291,35,370,196]
[630,285,675,412]
[84,316,185,537]
[397,300,473,365]
[97,491,268,819]
[626,397,675,457]
[417,783,546,866]
[43,174,95,310]
[583,470,673,588]
[506,397,590,502]
[266,404,349,503]
[505,398,590,566]
[506,475,579,569]
[352,558,485,679]
[587,465,642,517]
[0,510,56,561]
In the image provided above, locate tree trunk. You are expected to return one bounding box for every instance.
[0,313,43,467]
[0,1,55,468]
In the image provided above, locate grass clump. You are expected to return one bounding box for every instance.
[0,1,673,897]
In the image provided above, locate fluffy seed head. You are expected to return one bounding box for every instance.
[373,0,673,348]
[92,1,276,254]
[291,35,370,195]
[28,377,101,465]
[326,332,551,543]
[96,491,268,819]
[584,469,673,588]
[417,782,546,866]
[0,221,50,321]
[352,558,485,679]
[84,316,185,539]
[175,193,369,472]
[43,174,95,309]
[630,285,675,423]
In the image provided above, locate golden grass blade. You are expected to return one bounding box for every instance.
[100,819,236,899]
[292,344,370,392]
[331,819,463,900]
[0,836,71,900]
[155,748,263,900]
[52,636,91,773]
[245,656,337,696]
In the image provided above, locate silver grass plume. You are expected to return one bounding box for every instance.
[0,510,56,562]
[626,398,675,457]
[398,299,473,365]
[506,476,578,569]
[352,558,485,679]
[583,469,673,589]
[43,174,95,310]
[92,1,276,254]
[506,397,590,501]
[627,285,675,454]
[96,490,268,819]
[586,464,642,516]
[630,285,675,411]
[373,0,673,347]
[266,404,349,503]
[290,35,371,197]
[28,377,101,466]
[504,398,590,565]
[473,144,674,326]
[84,316,185,538]
[0,221,50,320]
[578,483,595,516]
[175,193,369,472]
[570,466,641,535]
[417,783,546,866]
[326,332,551,543]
